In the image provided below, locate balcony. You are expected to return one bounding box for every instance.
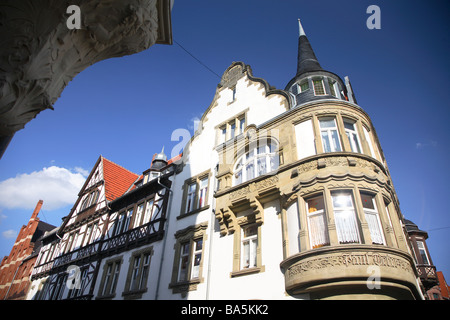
[101,218,165,256]
[280,244,422,299]
[416,264,438,289]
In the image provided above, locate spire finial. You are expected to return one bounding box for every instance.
[298,19,306,37]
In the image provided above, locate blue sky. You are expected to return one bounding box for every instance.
[1,0,449,283]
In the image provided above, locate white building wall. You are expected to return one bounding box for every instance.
[157,69,294,300]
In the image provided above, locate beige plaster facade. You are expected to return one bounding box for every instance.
[213,67,422,299]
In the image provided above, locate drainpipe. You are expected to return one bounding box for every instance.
[206,164,219,300]
[154,174,174,300]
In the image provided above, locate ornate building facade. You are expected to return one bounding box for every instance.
[27,21,428,300]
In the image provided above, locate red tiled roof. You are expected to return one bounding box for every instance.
[102,157,139,202]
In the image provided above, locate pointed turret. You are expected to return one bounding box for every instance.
[286,19,351,107]
[296,19,323,76]
[151,146,168,170]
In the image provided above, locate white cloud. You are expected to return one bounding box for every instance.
[2,229,17,239]
[74,166,89,177]
[0,166,87,211]
[416,140,438,149]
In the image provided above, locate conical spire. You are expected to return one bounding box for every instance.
[296,19,323,76]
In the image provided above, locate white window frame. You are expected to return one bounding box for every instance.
[360,193,385,245]
[191,239,203,279]
[185,183,197,213]
[344,119,362,153]
[306,195,330,249]
[133,203,145,228]
[319,117,342,152]
[331,192,360,244]
[198,177,208,209]
[417,240,430,265]
[233,142,279,186]
[313,78,325,96]
[241,225,258,269]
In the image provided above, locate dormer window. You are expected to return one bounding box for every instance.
[313,78,325,96]
[328,79,337,97]
[300,81,309,92]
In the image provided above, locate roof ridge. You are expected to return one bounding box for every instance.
[102,157,139,177]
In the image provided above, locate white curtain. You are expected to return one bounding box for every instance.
[308,211,329,248]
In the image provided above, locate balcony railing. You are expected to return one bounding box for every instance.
[32,218,165,278]
[416,264,438,288]
[101,218,165,254]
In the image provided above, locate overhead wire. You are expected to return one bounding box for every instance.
[174,40,221,80]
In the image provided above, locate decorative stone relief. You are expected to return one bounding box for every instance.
[0,0,171,156]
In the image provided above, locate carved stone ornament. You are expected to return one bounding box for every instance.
[0,0,172,157]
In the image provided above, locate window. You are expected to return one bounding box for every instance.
[191,239,203,279]
[328,79,337,97]
[231,86,236,102]
[80,190,99,211]
[178,239,203,282]
[300,80,309,92]
[417,241,430,265]
[234,141,279,185]
[306,195,330,249]
[217,114,246,144]
[170,223,207,293]
[133,203,145,228]
[178,242,190,282]
[68,268,88,299]
[50,274,67,300]
[230,122,236,139]
[82,222,98,247]
[319,117,342,152]
[143,199,154,225]
[344,119,362,153]
[181,172,210,216]
[241,225,258,269]
[361,193,385,245]
[113,209,133,236]
[125,249,153,295]
[332,192,360,244]
[313,78,325,95]
[185,183,196,213]
[239,117,245,135]
[198,177,208,208]
[99,259,122,298]
[65,232,78,253]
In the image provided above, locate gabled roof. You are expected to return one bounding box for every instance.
[102,157,139,202]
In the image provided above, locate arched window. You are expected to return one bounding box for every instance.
[234,141,279,185]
